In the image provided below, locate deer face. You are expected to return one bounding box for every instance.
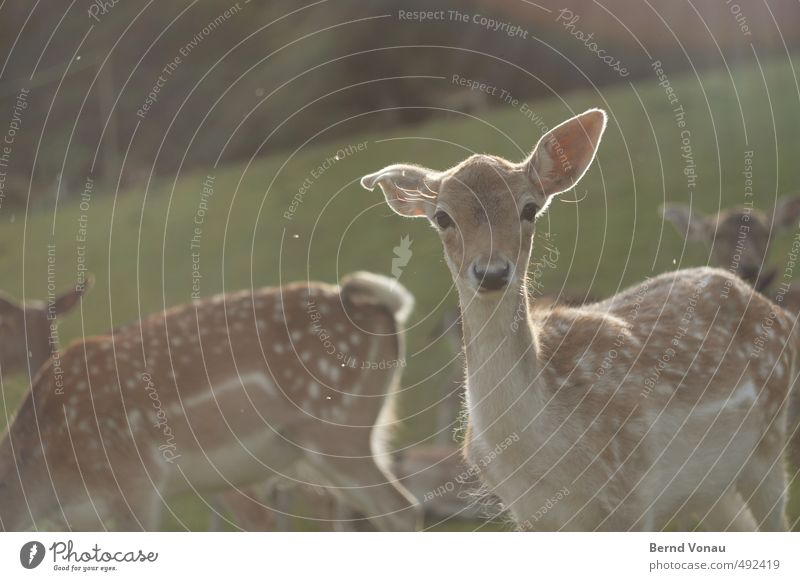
[362,109,607,297]
[662,197,800,291]
[713,209,771,283]
[430,156,536,293]
[0,281,91,378]
[0,297,45,376]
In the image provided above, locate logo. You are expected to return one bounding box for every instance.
[20,541,45,569]
[391,235,413,279]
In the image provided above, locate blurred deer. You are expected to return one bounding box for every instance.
[0,273,421,531]
[662,200,800,467]
[363,108,798,530]
[0,279,91,379]
[661,198,800,309]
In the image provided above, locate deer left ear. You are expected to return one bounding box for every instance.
[524,109,607,198]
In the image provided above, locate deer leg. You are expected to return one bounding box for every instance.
[304,453,422,531]
[736,431,789,531]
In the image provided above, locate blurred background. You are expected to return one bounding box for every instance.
[2,0,800,529]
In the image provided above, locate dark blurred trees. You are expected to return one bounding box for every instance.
[0,0,797,210]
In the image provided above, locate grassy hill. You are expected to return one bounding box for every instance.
[2,54,800,530]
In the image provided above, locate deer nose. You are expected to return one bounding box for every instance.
[471,260,511,291]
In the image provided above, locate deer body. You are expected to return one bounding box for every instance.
[364,109,796,530]
[461,268,794,530]
[0,274,421,531]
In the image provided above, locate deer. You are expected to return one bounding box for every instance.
[662,201,800,468]
[362,108,798,531]
[661,198,800,310]
[0,280,92,380]
[0,272,422,531]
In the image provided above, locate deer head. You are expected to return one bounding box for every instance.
[361,109,607,299]
[0,277,92,378]
[661,197,800,292]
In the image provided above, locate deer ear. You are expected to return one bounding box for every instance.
[660,203,711,243]
[525,109,607,198]
[773,195,800,232]
[53,276,93,315]
[361,164,441,218]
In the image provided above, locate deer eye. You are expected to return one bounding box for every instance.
[521,202,540,222]
[434,210,454,230]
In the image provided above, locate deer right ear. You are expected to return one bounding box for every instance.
[525,109,607,198]
[361,164,441,218]
[660,203,711,243]
[53,275,93,315]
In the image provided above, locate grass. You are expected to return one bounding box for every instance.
[2,54,800,530]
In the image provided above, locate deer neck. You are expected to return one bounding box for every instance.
[457,280,541,432]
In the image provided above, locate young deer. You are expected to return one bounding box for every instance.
[0,280,91,379]
[363,109,798,531]
[661,199,800,310]
[0,273,421,531]
[662,201,800,470]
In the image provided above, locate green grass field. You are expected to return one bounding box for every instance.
[2,55,800,530]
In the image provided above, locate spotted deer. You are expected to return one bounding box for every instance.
[662,201,800,467]
[0,273,421,531]
[661,199,800,310]
[363,109,798,531]
[0,280,92,380]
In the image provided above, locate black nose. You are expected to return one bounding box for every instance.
[472,262,511,291]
